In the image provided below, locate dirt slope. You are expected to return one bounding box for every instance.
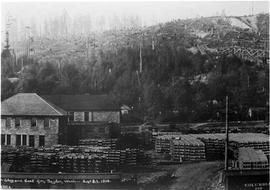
[168,161,224,190]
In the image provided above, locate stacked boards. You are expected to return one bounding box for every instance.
[154,133,269,162]
[170,135,205,162]
[238,147,269,169]
[79,138,118,149]
[1,145,151,173]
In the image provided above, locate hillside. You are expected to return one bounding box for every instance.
[2,13,269,122]
[10,14,269,64]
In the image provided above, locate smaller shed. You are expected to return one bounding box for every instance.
[121,105,131,115]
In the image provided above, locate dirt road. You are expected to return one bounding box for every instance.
[168,161,224,190]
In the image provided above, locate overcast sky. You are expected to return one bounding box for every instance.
[1,1,269,28]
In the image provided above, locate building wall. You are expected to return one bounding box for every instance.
[68,111,120,123]
[93,111,120,123]
[1,116,60,148]
[64,110,120,145]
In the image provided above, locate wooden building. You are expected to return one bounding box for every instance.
[1,93,66,147]
[42,95,121,145]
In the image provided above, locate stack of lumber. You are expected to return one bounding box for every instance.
[229,133,269,156]
[1,151,18,165]
[191,134,225,161]
[79,138,118,149]
[1,145,152,172]
[155,135,180,153]
[120,150,126,166]
[1,147,33,172]
[152,132,182,145]
[238,147,269,169]
[29,152,56,172]
[104,150,121,169]
[125,149,137,166]
[58,153,111,173]
[170,135,205,162]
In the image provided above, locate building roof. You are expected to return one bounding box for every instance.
[121,105,131,110]
[238,147,268,163]
[42,95,120,111]
[1,93,66,116]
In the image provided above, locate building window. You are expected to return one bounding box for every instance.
[31,118,37,128]
[49,119,58,128]
[1,134,5,145]
[89,112,92,121]
[39,136,45,147]
[44,118,49,129]
[6,135,11,145]
[85,112,89,121]
[15,118,20,128]
[74,112,85,122]
[69,112,74,121]
[1,119,6,128]
[16,135,21,146]
[29,135,35,147]
[22,135,27,146]
[6,118,11,128]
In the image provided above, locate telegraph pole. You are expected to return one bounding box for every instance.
[225,96,229,170]
[139,42,142,73]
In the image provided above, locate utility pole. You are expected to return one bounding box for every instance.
[86,36,90,62]
[139,31,143,73]
[139,42,142,73]
[225,96,229,170]
[5,31,10,50]
[247,75,250,88]
[25,26,31,58]
[252,1,254,15]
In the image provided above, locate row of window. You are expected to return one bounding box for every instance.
[2,118,54,129]
[69,112,117,122]
[69,112,92,122]
[1,134,45,147]
[1,134,11,145]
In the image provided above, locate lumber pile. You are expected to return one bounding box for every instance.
[170,136,205,162]
[154,134,185,154]
[238,147,269,169]
[155,135,175,153]
[79,138,118,149]
[155,135,206,162]
[154,133,269,161]
[59,153,112,173]
[191,134,225,161]
[1,146,33,172]
[125,148,137,166]
[152,132,182,145]
[229,133,269,156]
[30,152,58,172]
[1,145,151,173]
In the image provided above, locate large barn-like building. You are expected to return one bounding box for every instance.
[42,95,121,145]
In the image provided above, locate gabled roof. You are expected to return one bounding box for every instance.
[121,105,131,110]
[239,147,268,163]
[1,93,66,116]
[42,95,120,111]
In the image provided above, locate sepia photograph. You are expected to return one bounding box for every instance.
[1,0,269,189]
